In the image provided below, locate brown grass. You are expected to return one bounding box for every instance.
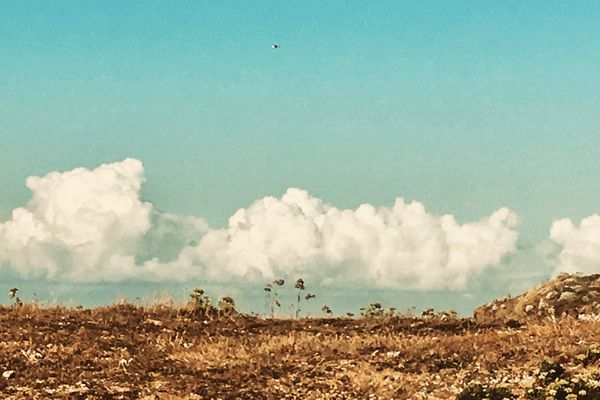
[0,303,598,399]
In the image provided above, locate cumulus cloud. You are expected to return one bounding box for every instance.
[0,159,206,281]
[0,159,519,289]
[548,215,600,275]
[176,188,519,289]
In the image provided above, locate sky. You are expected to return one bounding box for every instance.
[2,1,600,315]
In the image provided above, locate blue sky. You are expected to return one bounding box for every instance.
[2,2,600,313]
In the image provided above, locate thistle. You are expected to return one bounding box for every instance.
[8,288,21,307]
[264,283,273,316]
[294,278,305,318]
[267,278,285,317]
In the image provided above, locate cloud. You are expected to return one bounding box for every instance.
[0,159,519,289]
[548,215,600,275]
[177,188,519,290]
[0,159,206,281]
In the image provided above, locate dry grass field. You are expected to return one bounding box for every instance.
[0,296,599,399]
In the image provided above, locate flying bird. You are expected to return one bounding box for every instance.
[272,42,280,49]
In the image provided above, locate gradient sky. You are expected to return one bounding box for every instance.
[2,2,600,313]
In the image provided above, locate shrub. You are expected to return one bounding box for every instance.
[525,373,600,400]
[217,296,236,316]
[360,302,384,318]
[525,360,600,400]
[457,384,516,400]
[189,288,214,318]
[538,359,565,384]
[579,345,600,367]
[421,308,435,317]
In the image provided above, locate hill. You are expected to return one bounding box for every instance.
[474,273,600,323]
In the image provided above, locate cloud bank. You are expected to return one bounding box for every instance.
[549,216,600,275]
[0,159,519,289]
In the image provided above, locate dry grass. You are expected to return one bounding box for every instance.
[0,302,598,399]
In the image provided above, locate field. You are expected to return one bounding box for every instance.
[0,301,599,399]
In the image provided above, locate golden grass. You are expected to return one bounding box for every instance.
[0,303,598,399]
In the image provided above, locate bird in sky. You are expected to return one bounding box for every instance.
[272,42,280,49]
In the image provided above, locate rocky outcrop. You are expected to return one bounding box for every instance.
[474,273,600,323]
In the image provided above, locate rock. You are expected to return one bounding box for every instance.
[559,291,576,301]
[538,298,548,310]
[2,370,15,379]
[557,272,571,280]
[546,291,558,300]
[524,305,534,313]
[572,285,585,293]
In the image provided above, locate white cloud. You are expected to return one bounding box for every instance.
[548,215,600,275]
[0,159,519,289]
[0,159,206,281]
[175,188,518,289]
